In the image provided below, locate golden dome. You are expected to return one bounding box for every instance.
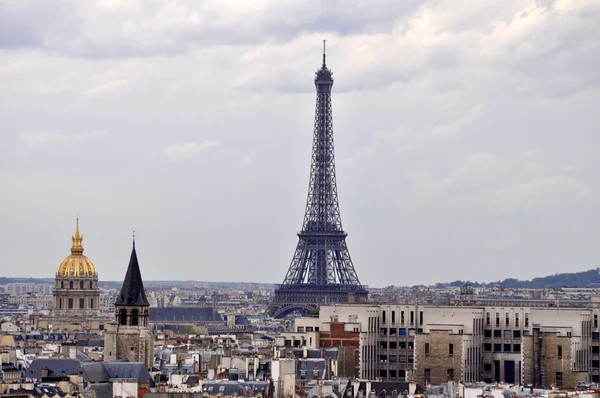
[57,217,97,278]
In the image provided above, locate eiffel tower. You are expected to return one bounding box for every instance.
[268,43,368,318]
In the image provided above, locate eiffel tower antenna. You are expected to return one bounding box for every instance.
[268,44,368,318]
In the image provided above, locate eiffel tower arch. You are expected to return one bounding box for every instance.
[268,44,369,318]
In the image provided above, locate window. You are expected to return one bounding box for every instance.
[61,281,64,289]
[504,344,511,352]
[593,360,600,368]
[595,314,598,328]
[119,309,127,325]
[484,343,492,352]
[424,369,431,383]
[420,311,424,325]
[514,330,521,338]
[80,281,84,289]
[306,326,313,332]
[79,298,84,308]
[484,330,492,338]
[68,298,73,309]
[90,298,94,309]
[449,343,454,356]
[515,313,519,327]
[484,363,492,371]
[380,328,387,336]
[389,341,397,349]
[401,311,405,324]
[486,312,490,325]
[593,346,600,354]
[392,311,396,324]
[59,298,62,309]
[506,312,510,326]
[558,345,563,359]
[297,326,305,333]
[525,313,529,327]
[390,327,397,336]
[131,309,139,326]
[425,343,430,356]
[504,330,512,339]
[496,313,500,326]
[69,281,73,289]
[494,330,501,338]
[513,344,521,352]
[447,369,454,380]
[90,281,93,289]
[494,344,501,352]
[382,310,386,324]
[410,311,414,325]
[556,372,563,387]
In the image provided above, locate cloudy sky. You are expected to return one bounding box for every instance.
[0,0,598,286]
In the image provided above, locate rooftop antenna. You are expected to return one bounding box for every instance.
[322,40,326,67]
[132,230,136,247]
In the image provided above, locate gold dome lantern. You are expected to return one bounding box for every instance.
[57,217,97,277]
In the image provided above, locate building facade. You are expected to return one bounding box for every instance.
[287,300,600,388]
[53,217,100,318]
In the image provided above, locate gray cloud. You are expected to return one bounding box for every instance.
[0,0,598,286]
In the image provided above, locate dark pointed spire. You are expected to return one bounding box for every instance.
[115,237,149,306]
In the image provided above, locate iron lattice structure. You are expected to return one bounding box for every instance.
[268,47,368,318]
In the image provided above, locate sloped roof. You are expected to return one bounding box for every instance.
[102,362,154,386]
[149,307,222,323]
[115,242,149,306]
[27,359,83,380]
[81,362,109,383]
[85,383,112,398]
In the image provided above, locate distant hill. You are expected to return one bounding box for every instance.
[0,277,275,291]
[435,268,600,289]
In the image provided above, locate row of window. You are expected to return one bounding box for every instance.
[59,280,95,289]
[379,328,420,337]
[483,343,522,353]
[484,329,522,338]
[59,297,94,309]
[485,312,528,327]
[379,341,414,350]
[378,355,414,363]
[423,368,454,382]
[118,309,142,326]
[382,310,424,326]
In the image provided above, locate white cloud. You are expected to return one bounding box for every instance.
[164,141,221,160]
[19,130,109,148]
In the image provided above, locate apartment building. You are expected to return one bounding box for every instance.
[283,298,600,388]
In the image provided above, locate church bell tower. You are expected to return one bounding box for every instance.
[104,236,153,369]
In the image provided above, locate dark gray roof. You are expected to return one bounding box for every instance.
[85,383,112,398]
[150,307,223,323]
[102,362,154,386]
[115,242,149,306]
[81,362,109,383]
[202,381,269,396]
[27,359,83,380]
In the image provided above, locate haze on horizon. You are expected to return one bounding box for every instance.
[0,0,598,287]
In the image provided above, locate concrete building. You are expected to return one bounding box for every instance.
[283,299,600,388]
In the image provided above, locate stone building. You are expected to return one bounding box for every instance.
[104,239,154,369]
[34,218,109,331]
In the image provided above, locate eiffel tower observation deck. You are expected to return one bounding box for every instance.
[268,43,369,318]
